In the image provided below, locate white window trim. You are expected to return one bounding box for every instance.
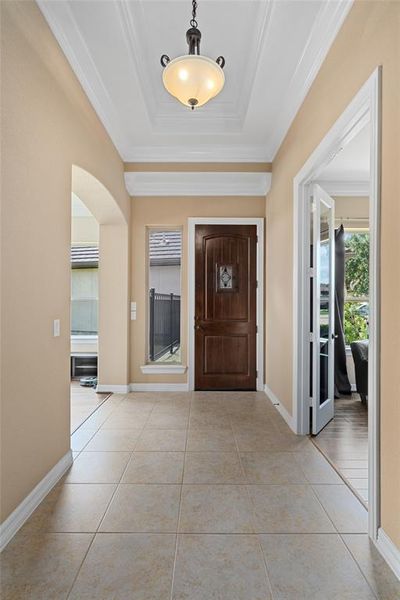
[145,226,183,366]
[70,334,98,343]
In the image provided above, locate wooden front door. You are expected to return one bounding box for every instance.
[195,224,257,390]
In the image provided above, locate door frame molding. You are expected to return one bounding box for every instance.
[188,217,264,392]
[293,68,381,541]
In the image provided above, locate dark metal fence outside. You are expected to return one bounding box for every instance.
[149,288,181,361]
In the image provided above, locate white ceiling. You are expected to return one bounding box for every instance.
[38,0,352,162]
[318,123,370,182]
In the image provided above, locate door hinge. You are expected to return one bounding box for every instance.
[256,325,258,333]
[256,235,259,243]
[309,332,314,342]
[308,396,313,407]
[309,267,315,277]
[256,280,258,288]
[256,370,258,378]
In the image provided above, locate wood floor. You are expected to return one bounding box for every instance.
[70,381,110,433]
[312,395,368,506]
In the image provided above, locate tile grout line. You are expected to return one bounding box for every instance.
[65,395,156,598]
[169,392,192,600]
[310,438,369,509]
[231,412,276,600]
[338,533,380,600]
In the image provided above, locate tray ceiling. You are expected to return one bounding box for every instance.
[38,0,352,162]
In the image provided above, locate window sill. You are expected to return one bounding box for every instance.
[140,364,187,375]
[71,335,98,343]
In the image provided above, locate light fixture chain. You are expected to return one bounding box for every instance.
[190,0,198,28]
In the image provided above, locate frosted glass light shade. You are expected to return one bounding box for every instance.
[162,55,225,109]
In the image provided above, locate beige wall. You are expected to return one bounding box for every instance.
[0,2,129,521]
[71,216,99,246]
[334,195,369,229]
[130,196,265,383]
[265,0,400,547]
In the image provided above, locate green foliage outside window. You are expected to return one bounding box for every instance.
[344,232,369,345]
[344,302,368,345]
[345,233,369,297]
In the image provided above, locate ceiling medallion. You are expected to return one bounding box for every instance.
[160,0,225,110]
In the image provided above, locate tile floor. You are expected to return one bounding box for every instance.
[2,391,398,599]
[312,395,369,505]
[70,381,110,433]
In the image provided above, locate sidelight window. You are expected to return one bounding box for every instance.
[147,228,182,363]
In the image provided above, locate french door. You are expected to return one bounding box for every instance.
[311,184,335,434]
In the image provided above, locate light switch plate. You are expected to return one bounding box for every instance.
[53,319,60,337]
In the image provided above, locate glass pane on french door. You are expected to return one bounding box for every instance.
[319,203,331,406]
[311,184,335,434]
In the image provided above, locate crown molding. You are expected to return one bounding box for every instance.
[123,145,272,163]
[316,180,369,196]
[37,0,130,158]
[266,0,353,158]
[38,0,353,163]
[124,162,272,173]
[125,171,271,197]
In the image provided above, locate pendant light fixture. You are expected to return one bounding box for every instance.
[160,0,225,110]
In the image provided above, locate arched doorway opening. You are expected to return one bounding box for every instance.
[70,166,129,431]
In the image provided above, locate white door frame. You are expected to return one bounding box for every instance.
[293,68,381,541]
[188,217,264,392]
[311,184,335,434]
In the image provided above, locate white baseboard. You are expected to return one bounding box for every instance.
[0,450,73,552]
[375,528,400,581]
[96,384,129,394]
[264,384,296,432]
[129,383,189,392]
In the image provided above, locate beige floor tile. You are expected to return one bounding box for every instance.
[77,410,111,431]
[69,533,176,600]
[248,485,335,533]
[186,428,237,451]
[179,485,255,533]
[99,484,181,532]
[233,428,283,452]
[101,413,150,429]
[172,534,272,600]
[70,428,97,451]
[84,429,142,451]
[121,452,184,484]
[183,452,244,484]
[145,412,189,430]
[189,413,232,431]
[342,533,400,600]
[293,449,343,484]
[240,452,307,484]
[1,532,93,600]
[135,429,187,451]
[274,431,314,452]
[259,533,375,599]
[23,483,116,533]
[312,484,368,533]
[64,451,130,484]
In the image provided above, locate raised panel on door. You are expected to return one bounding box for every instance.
[195,224,257,390]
